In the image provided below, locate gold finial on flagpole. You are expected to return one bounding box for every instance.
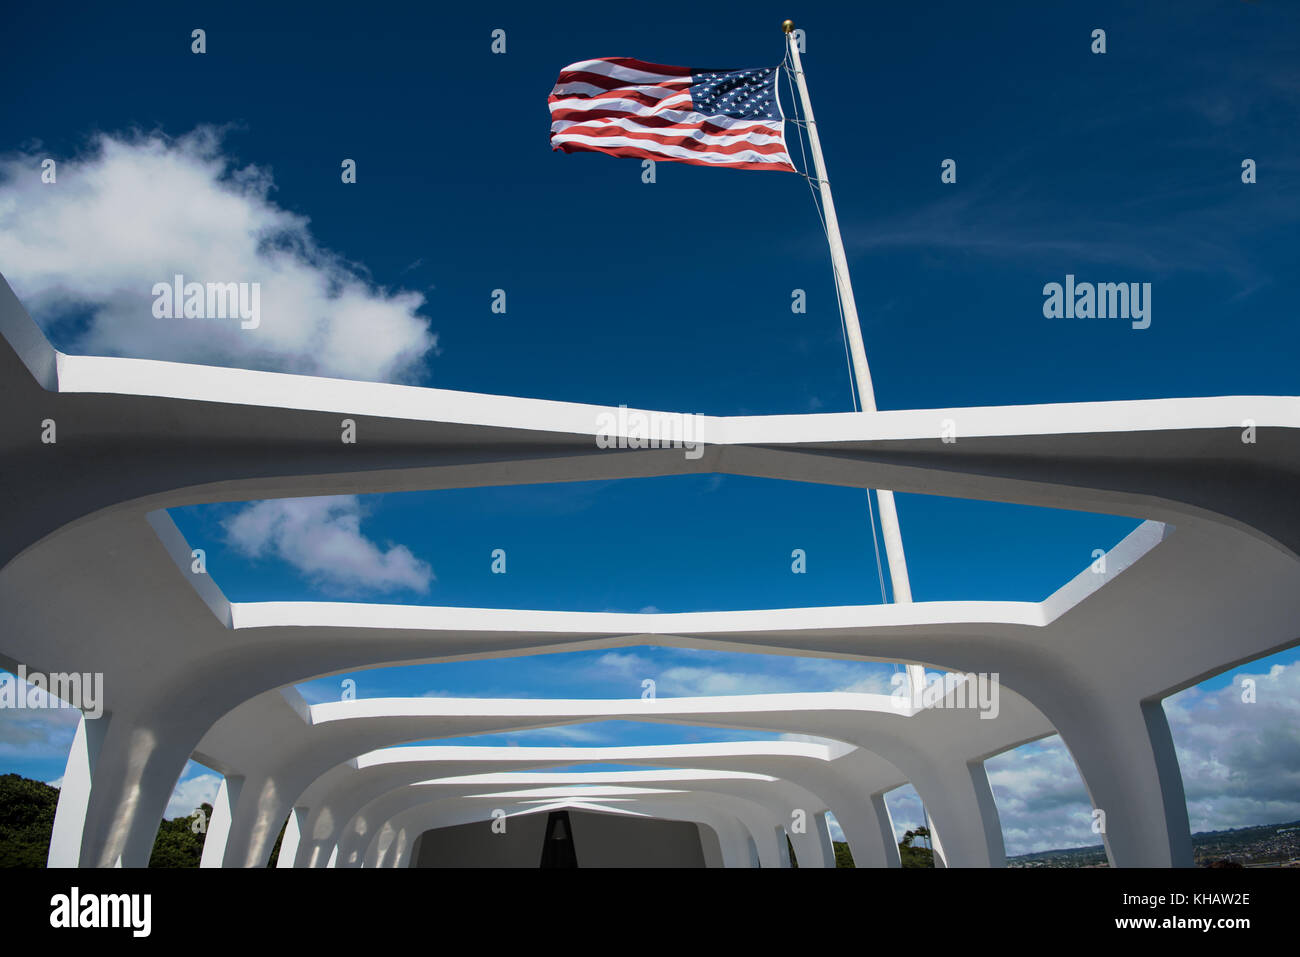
[782,19,795,33]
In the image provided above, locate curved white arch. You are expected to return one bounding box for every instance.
[0,273,1294,868]
[286,740,903,870]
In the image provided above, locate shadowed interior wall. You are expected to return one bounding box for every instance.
[568,810,708,868]
[412,810,709,867]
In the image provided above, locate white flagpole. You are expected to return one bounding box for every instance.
[783,20,925,704]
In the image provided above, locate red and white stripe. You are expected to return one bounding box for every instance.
[548,57,795,172]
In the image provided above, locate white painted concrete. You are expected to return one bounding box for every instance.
[0,272,1295,868]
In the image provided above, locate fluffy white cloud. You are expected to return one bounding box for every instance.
[589,654,811,697]
[223,495,433,595]
[823,810,845,842]
[0,128,436,382]
[506,725,614,745]
[986,659,1300,856]
[1165,661,1300,832]
[576,653,1299,858]
[654,665,791,697]
[165,768,223,820]
[986,737,1097,855]
[588,652,654,680]
[883,784,929,840]
[585,651,901,698]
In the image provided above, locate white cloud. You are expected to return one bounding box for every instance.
[587,652,655,682]
[984,660,1300,856]
[655,665,791,697]
[771,655,901,696]
[223,495,433,595]
[1165,661,1300,833]
[0,128,436,382]
[583,651,900,698]
[986,737,1096,855]
[506,725,612,744]
[832,672,898,696]
[165,770,223,820]
[823,810,845,842]
[883,784,928,840]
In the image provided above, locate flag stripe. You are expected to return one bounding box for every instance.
[550,106,773,133]
[560,57,694,79]
[553,71,693,93]
[552,122,791,154]
[548,57,794,173]
[552,137,790,171]
[553,134,792,167]
[550,90,693,113]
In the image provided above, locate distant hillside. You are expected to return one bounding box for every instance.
[0,774,58,867]
[2,772,1293,868]
[1008,819,1300,867]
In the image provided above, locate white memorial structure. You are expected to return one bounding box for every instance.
[0,270,1296,868]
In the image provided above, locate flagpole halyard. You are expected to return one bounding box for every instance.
[783,20,926,704]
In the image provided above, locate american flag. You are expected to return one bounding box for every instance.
[548,57,795,172]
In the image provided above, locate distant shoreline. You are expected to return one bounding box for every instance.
[1007,818,1300,868]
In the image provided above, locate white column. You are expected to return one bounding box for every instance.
[48,711,187,866]
[84,719,195,867]
[1053,697,1193,867]
[222,775,293,868]
[698,823,725,868]
[199,774,244,868]
[47,714,110,867]
[275,807,305,868]
[813,811,837,868]
[925,807,948,868]
[870,792,903,867]
[907,760,1005,868]
[701,817,754,868]
[385,827,412,868]
[774,825,793,868]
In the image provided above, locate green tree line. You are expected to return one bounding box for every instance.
[0,773,286,867]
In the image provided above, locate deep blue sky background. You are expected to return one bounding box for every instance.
[1,0,1297,852]
[4,0,1297,410]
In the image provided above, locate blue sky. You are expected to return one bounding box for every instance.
[0,0,1297,856]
